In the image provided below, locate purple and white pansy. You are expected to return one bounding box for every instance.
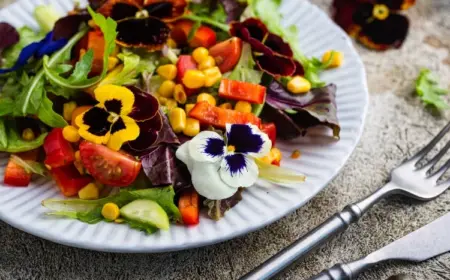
[176,123,271,200]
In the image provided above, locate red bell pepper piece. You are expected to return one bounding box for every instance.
[188,101,261,128]
[261,123,277,146]
[3,150,39,187]
[171,20,217,48]
[50,165,92,197]
[44,128,75,169]
[176,55,199,96]
[178,189,200,225]
[218,79,266,104]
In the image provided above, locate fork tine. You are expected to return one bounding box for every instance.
[423,139,450,174]
[413,121,450,168]
[434,157,450,185]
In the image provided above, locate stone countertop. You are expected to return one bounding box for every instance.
[1,0,450,279]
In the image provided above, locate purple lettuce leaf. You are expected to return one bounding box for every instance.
[0,23,20,66]
[154,112,180,145]
[204,188,243,220]
[262,81,340,139]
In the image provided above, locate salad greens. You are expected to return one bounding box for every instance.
[34,5,61,33]
[10,154,48,177]
[415,69,449,110]
[0,119,47,153]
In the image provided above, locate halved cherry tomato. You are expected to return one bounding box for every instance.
[188,101,261,128]
[44,128,75,169]
[71,105,93,128]
[209,37,242,73]
[50,165,92,197]
[176,55,199,96]
[3,150,39,187]
[171,20,216,48]
[261,123,277,147]
[178,189,199,225]
[79,141,141,187]
[219,79,266,104]
[74,30,105,76]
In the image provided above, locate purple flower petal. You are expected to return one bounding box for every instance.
[226,124,271,157]
[219,153,258,188]
[188,131,225,163]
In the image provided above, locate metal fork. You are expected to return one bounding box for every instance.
[241,122,450,280]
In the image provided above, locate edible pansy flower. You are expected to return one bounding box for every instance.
[75,85,140,151]
[0,31,67,74]
[176,124,271,200]
[230,18,298,77]
[332,0,415,50]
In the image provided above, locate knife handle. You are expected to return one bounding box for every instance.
[240,183,396,280]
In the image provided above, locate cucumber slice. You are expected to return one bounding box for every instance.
[120,200,170,230]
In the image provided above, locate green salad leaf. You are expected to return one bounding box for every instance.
[37,95,68,127]
[43,7,118,89]
[0,118,48,153]
[228,43,263,83]
[34,5,61,33]
[1,27,44,68]
[42,186,181,230]
[415,69,450,110]
[10,154,48,176]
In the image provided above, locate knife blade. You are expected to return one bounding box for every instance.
[309,212,450,280]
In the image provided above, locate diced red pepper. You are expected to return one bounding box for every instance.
[178,189,200,225]
[50,165,92,197]
[261,123,277,146]
[44,128,75,169]
[176,55,199,96]
[3,150,39,187]
[219,79,266,104]
[188,101,261,128]
[74,30,105,76]
[171,20,217,48]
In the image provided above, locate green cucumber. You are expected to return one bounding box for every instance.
[120,200,170,230]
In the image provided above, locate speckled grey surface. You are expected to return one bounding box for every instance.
[1,0,450,279]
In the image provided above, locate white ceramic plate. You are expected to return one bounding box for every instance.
[0,0,368,252]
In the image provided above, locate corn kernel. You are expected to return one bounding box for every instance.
[107,56,119,71]
[74,161,85,175]
[78,183,99,200]
[182,70,205,89]
[185,104,195,115]
[291,149,301,159]
[167,38,177,48]
[75,150,81,162]
[62,126,80,143]
[322,50,343,68]
[45,164,52,171]
[174,84,187,104]
[219,102,233,110]
[169,108,187,133]
[165,99,178,110]
[197,93,216,106]
[101,202,120,220]
[234,101,252,113]
[22,128,35,141]
[260,153,274,164]
[158,80,176,98]
[63,101,77,121]
[114,218,125,224]
[271,147,282,163]
[198,56,216,70]
[203,66,222,87]
[183,118,200,137]
[157,64,177,80]
[192,47,209,64]
[287,76,311,94]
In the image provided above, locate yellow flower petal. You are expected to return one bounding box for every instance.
[75,107,111,145]
[106,116,140,151]
[94,85,135,116]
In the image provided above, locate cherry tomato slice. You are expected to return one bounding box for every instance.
[3,150,38,187]
[50,165,92,197]
[79,141,141,187]
[261,123,277,147]
[44,128,75,169]
[209,37,242,73]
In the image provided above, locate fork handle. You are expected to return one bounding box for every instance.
[240,183,396,280]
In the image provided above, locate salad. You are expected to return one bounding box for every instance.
[0,0,342,234]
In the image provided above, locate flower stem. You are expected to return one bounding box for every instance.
[180,15,230,32]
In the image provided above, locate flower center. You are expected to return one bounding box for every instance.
[227,145,236,153]
[372,4,389,21]
[107,112,120,123]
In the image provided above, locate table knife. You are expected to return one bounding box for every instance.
[309,212,450,280]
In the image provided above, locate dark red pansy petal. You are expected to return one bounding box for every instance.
[242,18,268,41]
[357,13,409,50]
[377,0,415,11]
[0,22,19,51]
[229,21,251,41]
[116,17,170,50]
[126,112,163,154]
[127,86,160,121]
[110,2,141,21]
[53,14,91,40]
[248,37,273,54]
[143,0,187,21]
[265,33,293,57]
[293,60,305,76]
[255,54,296,77]
[95,0,142,19]
[332,0,362,33]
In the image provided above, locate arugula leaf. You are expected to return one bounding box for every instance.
[10,154,48,176]
[187,21,202,42]
[37,95,68,127]
[43,7,117,89]
[0,118,48,153]
[67,49,94,84]
[415,69,450,110]
[42,186,181,229]
[0,98,15,116]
